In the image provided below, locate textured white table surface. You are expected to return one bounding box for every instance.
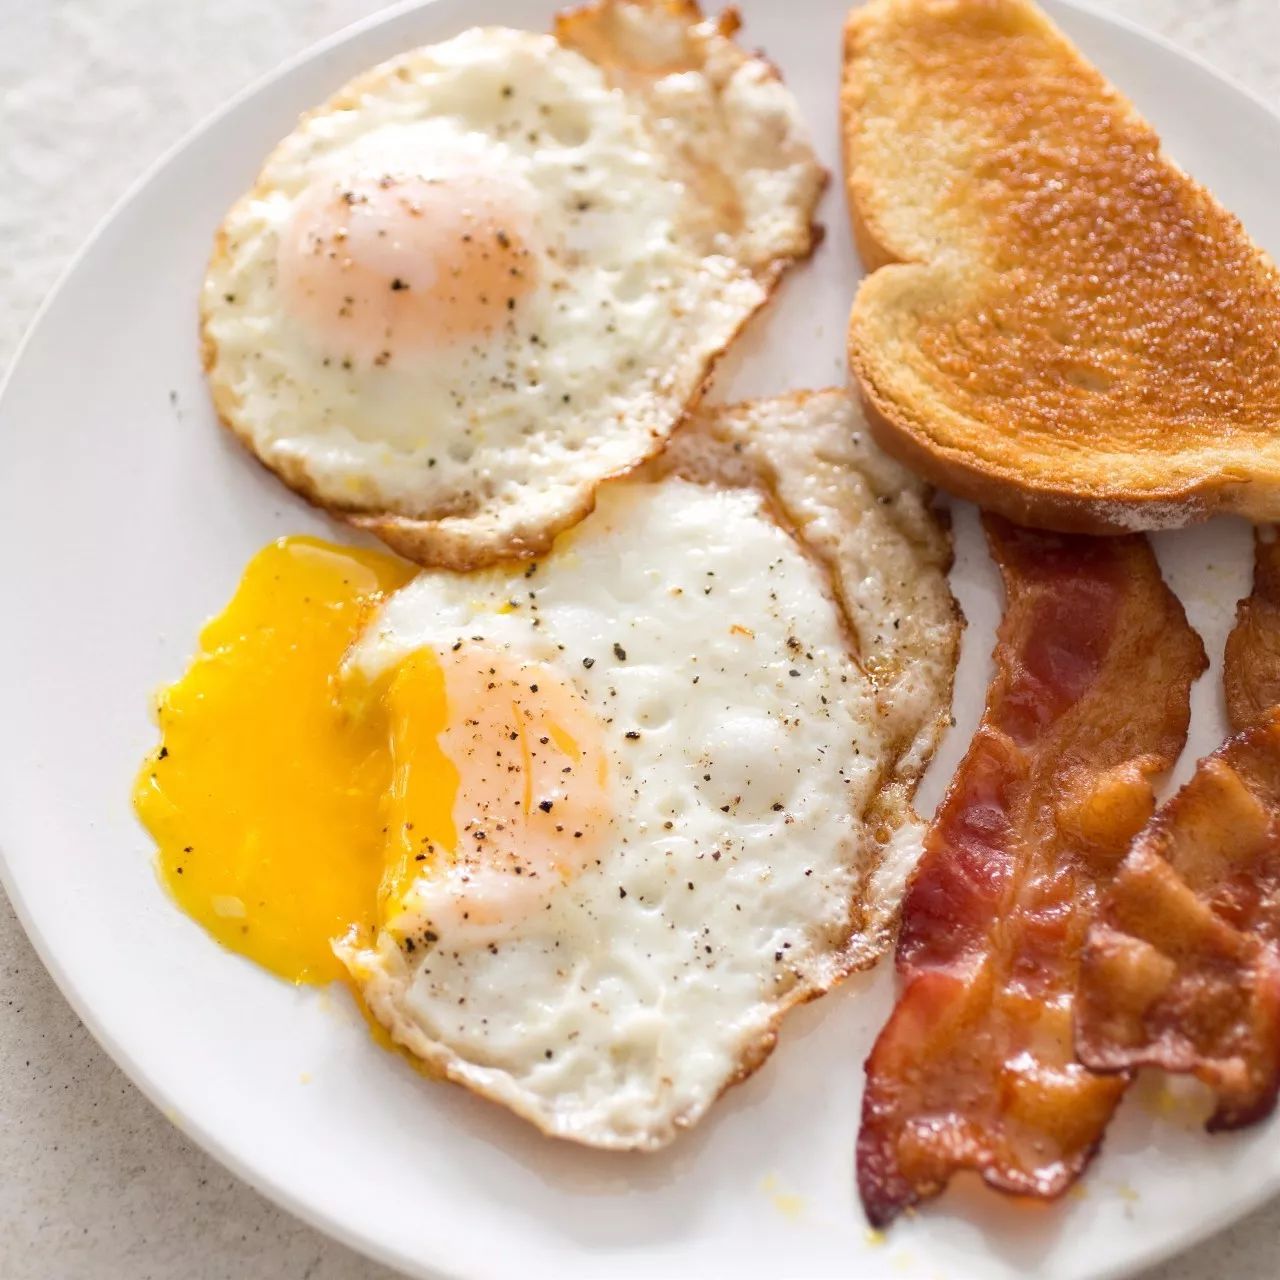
[2,2,1278,1277]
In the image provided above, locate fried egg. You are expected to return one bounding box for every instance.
[135,392,959,1149]
[201,0,824,569]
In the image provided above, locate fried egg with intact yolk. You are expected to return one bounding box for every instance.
[200,1,825,571]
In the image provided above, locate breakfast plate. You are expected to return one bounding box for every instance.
[1,1,1278,1276]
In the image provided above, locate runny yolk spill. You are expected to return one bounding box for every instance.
[133,536,416,984]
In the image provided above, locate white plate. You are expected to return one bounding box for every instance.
[1,2,1277,1277]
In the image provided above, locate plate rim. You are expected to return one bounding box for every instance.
[2,2,1279,1278]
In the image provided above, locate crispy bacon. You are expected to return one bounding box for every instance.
[857,517,1205,1227]
[1225,530,1280,734]
[1076,533,1280,1130]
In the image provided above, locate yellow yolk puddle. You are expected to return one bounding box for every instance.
[133,536,416,984]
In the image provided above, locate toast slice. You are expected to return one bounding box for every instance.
[842,0,1280,533]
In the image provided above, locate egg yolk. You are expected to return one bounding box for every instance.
[383,646,614,945]
[278,167,539,367]
[133,537,416,983]
[134,535,613,986]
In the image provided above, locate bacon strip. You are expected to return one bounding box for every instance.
[1225,530,1280,734]
[857,517,1205,1227]
[1076,532,1280,1130]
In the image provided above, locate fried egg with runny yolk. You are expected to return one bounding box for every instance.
[135,392,961,1150]
[200,0,824,570]
[134,540,612,986]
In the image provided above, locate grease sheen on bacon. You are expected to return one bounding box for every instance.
[857,517,1206,1227]
[1076,531,1280,1130]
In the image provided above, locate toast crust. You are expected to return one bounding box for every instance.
[842,0,1280,534]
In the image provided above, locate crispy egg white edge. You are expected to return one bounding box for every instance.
[662,387,962,957]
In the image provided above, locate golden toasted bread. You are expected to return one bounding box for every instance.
[842,0,1280,533]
